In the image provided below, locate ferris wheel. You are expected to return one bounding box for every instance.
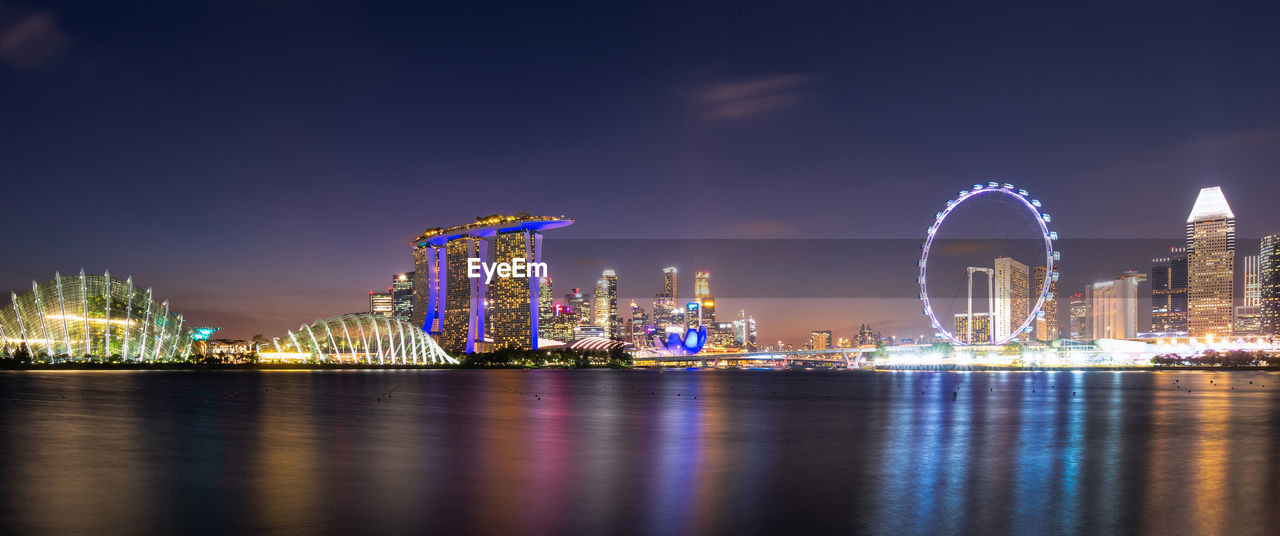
[918,182,1059,346]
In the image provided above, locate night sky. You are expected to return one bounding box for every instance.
[3,1,1280,343]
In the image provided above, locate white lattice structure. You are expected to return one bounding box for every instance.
[0,270,191,360]
[271,314,455,364]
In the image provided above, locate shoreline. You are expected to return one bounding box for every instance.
[3,363,1280,372]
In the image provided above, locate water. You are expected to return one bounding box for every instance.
[1,369,1279,535]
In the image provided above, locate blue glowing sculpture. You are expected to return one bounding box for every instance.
[660,326,706,355]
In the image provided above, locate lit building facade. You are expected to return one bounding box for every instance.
[857,323,879,346]
[1068,292,1088,340]
[412,214,573,353]
[1150,247,1188,333]
[369,291,394,317]
[543,303,576,343]
[1243,254,1260,307]
[538,276,554,335]
[628,302,649,346]
[1032,265,1058,341]
[809,330,831,350]
[1234,306,1261,335]
[993,257,1030,341]
[591,270,618,339]
[954,312,992,345]
[733,309,757,350]
[664,267,678,305]
[487,229,545,349]
[392,272,414,321]
[653,267,681,333]
[0,270,192,360]
[566,288,589,325]
[1236,254,1262,335]
[1087,270,1146,339]
[710,322,736,349]
[692,271,715,328]
[1262,234,1280,336]
[1186,187,1235,338]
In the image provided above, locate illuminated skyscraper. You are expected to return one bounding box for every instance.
[391,272,414,321]
[993,257,1030,341]
[1243,255,1260,307]
[1236,254,1262,335]
[653,267,681,333]
[857,323,878,346]
[538,276,553,338]
[487,229,545,349]
[691,271,715,328]
[809,330,831,350]
[1260,234,1280,335]
[369,291,394,317]
[664,267,678,304]
[592,270,618,339]
[566,288,589,325]
[1032,265,1058,341]
[1068,292,1088,340]
[629,302,649,346]
[1087,270,1145,339]
[412,214,572,353]
[1186,187,1235,338]
[954,313,992,345]
[733,309,757,350]
[1150,247,1188,333]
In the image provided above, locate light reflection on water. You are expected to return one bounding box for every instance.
[1,369,1279,535]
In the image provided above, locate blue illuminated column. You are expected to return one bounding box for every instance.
[527,232,543,350]
[466,239,488,354]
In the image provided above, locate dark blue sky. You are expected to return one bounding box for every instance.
[3,1,1279,341]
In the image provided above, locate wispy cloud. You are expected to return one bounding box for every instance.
[0,11,68,69]
[732,218,796,238]
[686,73,816,121]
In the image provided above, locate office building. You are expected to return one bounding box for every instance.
[1243,255,1260,307]
[1235,254,1262,335]
[857,323,879,346]
[369,291,393,317]
[629,302,650,346]
[993,257,1030,341]
[733,310,757,351]
[1068,292,1088,340]
[1032,265,1058,341]
[1186,187,1235,338]
[592,270,619,339]
[653,267,682,333]
[538,276,554,336]
[1234,306,1261,335]
[391,272,414,321]
[566,288,589,325]
[692,271,715,328]
[955,312,992,345]
[543,303,576,343]
[664,267,678,305]
[1150,247,1188,333]
[1087,270,1146,339]
[1262,234,1280,335]
[809,330,832,350]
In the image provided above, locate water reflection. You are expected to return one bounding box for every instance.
[1,370,1279,535]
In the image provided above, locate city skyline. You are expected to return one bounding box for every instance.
[7,4,1280,535]
[4,3,1280,345]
